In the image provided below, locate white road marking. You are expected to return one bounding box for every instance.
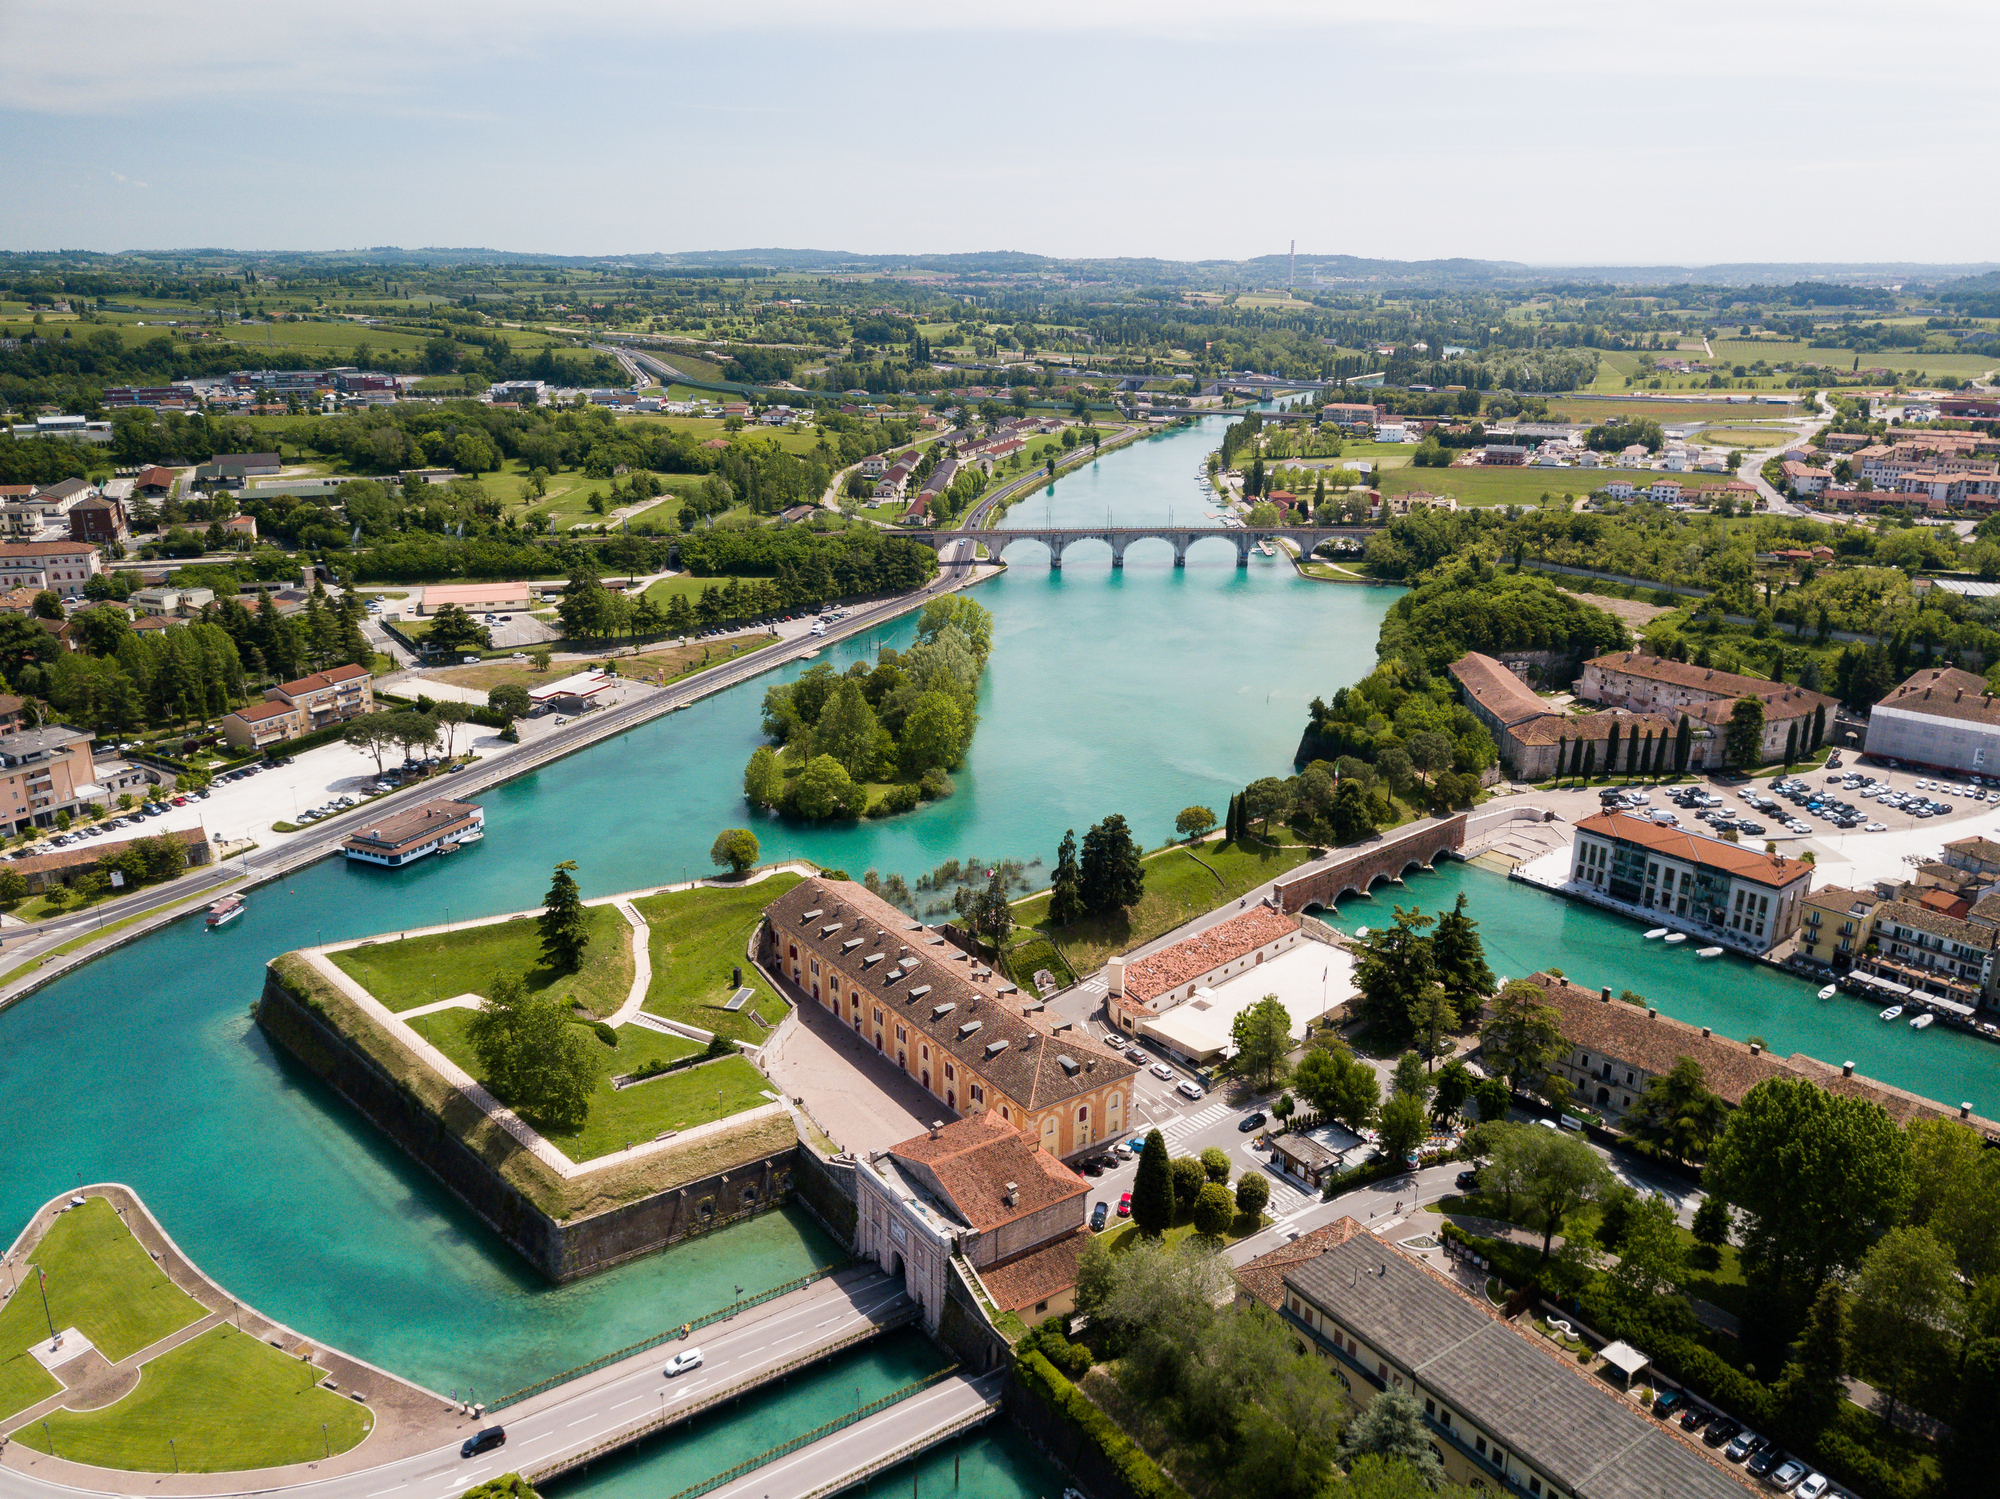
[611,1396,643,1409]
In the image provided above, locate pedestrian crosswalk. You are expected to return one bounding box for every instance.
[1158,1101,1233,1143]
[1079,975,1107,994]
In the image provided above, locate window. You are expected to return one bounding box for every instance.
[945,1063,955,1081]
[1425,1399,1436,1417]
[897,1025,907,1043]
[971,1084,984,1104]
[1529,1481,1542,1497]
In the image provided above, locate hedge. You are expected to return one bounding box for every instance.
[1016,1350,1185,1499]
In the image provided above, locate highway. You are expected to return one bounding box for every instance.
[0,1270,913,1499]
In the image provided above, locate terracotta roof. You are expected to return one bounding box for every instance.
[1234,1216,1367,1311]
[1802,884,1880,917]
[890,1110,1086,1233]
[1585,652,1835,711]
[1575,811,1811,888]
[227,700,295,724]
[1120,904,1301,1006]
[273,663,370,697]
[1448,652,1548,728]
[980,1228,1093,1312]
[765,878,1138,1111]
[0,542,96,558]
[11,825,206,878]
[1873,667,2000,729]
[1872,898,1998,950]
[1945,835,2000,865]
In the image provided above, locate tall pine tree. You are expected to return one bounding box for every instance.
[1130,1129,1174,1237]
[1048,829,1083,927]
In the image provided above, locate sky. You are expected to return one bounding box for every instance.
[5,0,1997,267]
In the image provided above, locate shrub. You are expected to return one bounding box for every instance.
[1169,1156,1205,1214]
[919,767,954,800]
[1199,1146,1231,1183]
[870,782,921,816]
[1235,1173,1270,1217]
[591,1021,617,1048]
[1193,1182,1235,1237]
[704,1034,737,1058]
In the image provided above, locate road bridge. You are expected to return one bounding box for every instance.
[0,1268,915,1499]
[905,525,1370,569]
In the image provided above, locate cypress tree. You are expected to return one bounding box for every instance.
[1674,715,1693,774]
[1130,1129,1174,1238]
[1811,703,1826,752]
[1785,721,1799,764]
[1558,737,1571,779]
[1582,741,1598,778]
[1640,731,1656,776]
[1606,722,1621,776]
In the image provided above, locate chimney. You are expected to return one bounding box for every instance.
[1842,1061,1855,1077]
[1600,987,1611,1003]
[1003,1182,1019,1207]
[1962,1102,1973,1120]
[1105,956,1126,996]
[1701,1026,1711,1037]
[1749,1042,1761,1055]
[1647,1007,1657,1019]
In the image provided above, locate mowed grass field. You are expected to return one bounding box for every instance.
[0,1198,206,1421]
[329,902,633,1016]
[1692,425,1800,448]
[407,1007,767,1160]
[1709,339,1998,379]
[634,875,802,1044]
[1550,397,1799,423]
[1376,465,1605,507]
[13,1326,371,1472]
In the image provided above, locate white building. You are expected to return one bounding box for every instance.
[1864,665,2000,775]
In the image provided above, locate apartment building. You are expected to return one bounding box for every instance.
[220,663,374,748]
[1568,811,1811,953]
[0,725,105,832]
[761,878,1139,1159]
[0,541,102,600]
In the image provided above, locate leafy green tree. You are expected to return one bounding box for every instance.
[425,603,491,655]
[1235,1172,1270,1218]
[1905,1117,2000,1282]
[1848,1226,1960,1423]
[1352,906,1436,1041]
[1230,995,1293,1092]
[1690,1195,1732,1270]
[1705,1077,1912,1289]
[465,974,595,1131]
[1130,1129,1174,1238]
[1175,805,1217,841]
[1604,1193,1687,1322]
[1724,695,1765,767]
[0,868,24,904]
[814,678,884,781]
[1193,1182,1235,1237]
[1170,1156,1206,1216]
[1343,1455,1483,1499]
[487,682,532,722]
[710,828,759,875]
[1079,814,1144,914]
[1474,1076,1511,1122]
[1495,1122,1612,1260]
[1944,1339,2000,1494]
[1431,1058,1472,1125]
[1331,778,1374,842]
[1391,1050,1431,1102]
[1625,1056,1727,1165]
[537,859,590,974]
[1378,1092,1428,1165]
[1199,1146,1232,1183]
[1342,1390,1442,1484]
[743,745,785,809]
[898,690,966,775]
[1047,828,1084,927]
[1293,1046,1379,1132]
[790,754,862,820]
[1775,1280,1848,1435]
[1479,979,1565,1094]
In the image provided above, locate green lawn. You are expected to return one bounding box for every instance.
[1690,426,1796,448]
[632,875,802,1044]
[12,1326,370,1472]
[1095,1210,1268,1252]
[640,574,772,609]
[1551,396,1799,423]
[1377,465,1639,508]
[1010,838,1315,977]
[406,1007,766,1160]
[329,903,634,1016]
[0,1198,206,1421]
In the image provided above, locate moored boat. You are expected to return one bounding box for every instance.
[1817,984,1838,1000]
[1695,946,1723,958]
[205,895,245,929]
[1643,927,1668,940]
[1910,1012,1935,1030]
[1662,932,1687,945]
[1879,1005,1904,1022]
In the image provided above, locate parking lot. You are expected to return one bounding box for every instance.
[1599,756,2000,845]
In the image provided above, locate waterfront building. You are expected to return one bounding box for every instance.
[855,1110,1089,1331]
[1863,666,2000,775]
[1448,653,1674,781]
[1568,811,1812,954]
[761,878,1140,1160]
[1795,885,1883,971]
[1235,1218,1750,1499]
[1519,972,1999,1136]
[1860,897,1997,1014]
[341,799,484,866]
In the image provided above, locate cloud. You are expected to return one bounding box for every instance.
[107,169,149,189]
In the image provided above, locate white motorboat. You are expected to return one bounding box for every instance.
[1879,1005,1904,1022]
[205,895,245,929]
[1354,926,1370,939]
[1910,1013,1935,1030]
[1696,947,1723,958]
[1643,927,1668,940]
[1662,932,1688,945]
[1817,984,1838,1000]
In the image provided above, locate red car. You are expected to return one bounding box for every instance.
[1117,1192,1132,1218]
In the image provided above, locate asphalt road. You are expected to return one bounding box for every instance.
[0,1271,911,1499]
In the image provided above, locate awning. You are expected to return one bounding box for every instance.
[1600,1340,1650,1384]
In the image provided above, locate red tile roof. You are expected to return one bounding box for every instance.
[1576,811,1811,887]
[890,1110,1086,1233]
[1121,904,1301,1006]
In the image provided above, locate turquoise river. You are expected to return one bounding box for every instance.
[0,412,1988,1496]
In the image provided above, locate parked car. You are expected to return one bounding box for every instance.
[1117,1192,1132,1217]
[1679,1404,1715,1432]
[1746,1446,1783,1479]
[1238,1110,1267,1133]
[1726,1430,1764,1463]
[1091,1201,1109,1232]
[663,1349,704,1377]
[1125,1048,1147,1064]
[461,1427,506,1458]
[1794,1475,1829,1499]
[1766,1459,1809,1491]
[1455,1169,1482,1192]
[1650,1388,1686,1419]
[1149,1062,1175,1081]
[1705,1417,1741,1448]
[1176,1079,1204,1101]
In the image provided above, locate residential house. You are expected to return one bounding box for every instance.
[128,585,216,617]
[68,493,130,545]
[1481,444,1528,466]
[760,877,1141,1159]
[1779,461,1832,495]
[1794,885,1884,972]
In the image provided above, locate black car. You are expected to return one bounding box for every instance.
[461,1427,506,1458]
[1091,1201,1109,1232]
[1704,1417,1741,1449]
[1745,1444,1782,1479]
[1081,1157,1105,1177]
[1238,1111,1267,1133]
[1679,1404,1715,1432]
[1454,1169,1481,1192]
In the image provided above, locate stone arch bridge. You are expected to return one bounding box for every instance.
[904,525,1371,569]
[1271,816,1470,913]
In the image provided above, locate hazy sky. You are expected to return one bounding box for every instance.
[6,0,1995,266]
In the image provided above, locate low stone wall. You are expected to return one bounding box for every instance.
[255,967,797,1284]
[790,1141,859,1246]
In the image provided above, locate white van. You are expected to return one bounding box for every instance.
[1650,809,1679,826]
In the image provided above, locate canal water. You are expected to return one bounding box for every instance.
[0,411,1986,1497]
[1312,861,1998,1114]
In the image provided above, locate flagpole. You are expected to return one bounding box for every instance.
[38,1266,56,1343]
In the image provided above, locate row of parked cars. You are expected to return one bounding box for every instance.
[32,793,204,853]
[1652,1389,1845,1496]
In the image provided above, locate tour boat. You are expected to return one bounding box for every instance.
[1879,1005,1904,1022]
[1695,947,1723,959]
[205,895,245,929]
[1662,932,1687,945]
[1817,984,1838,1000]
[1910,1013,1935,1031]
[1643,927,1668,940]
